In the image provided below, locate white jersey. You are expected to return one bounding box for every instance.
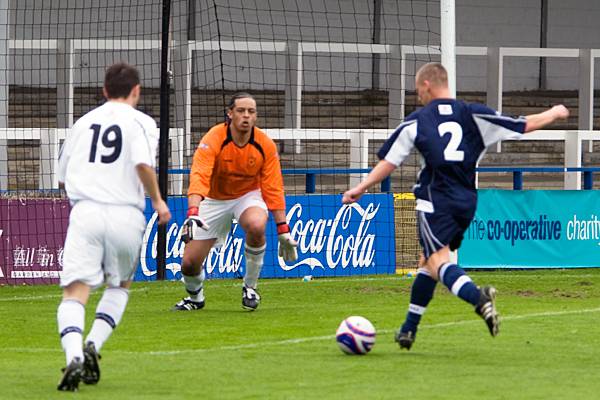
[58,101,158,211]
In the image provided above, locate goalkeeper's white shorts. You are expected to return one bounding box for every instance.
[60,200,146,288]
[193,190,268,246]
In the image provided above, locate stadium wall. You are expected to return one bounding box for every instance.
[7,0,600,91]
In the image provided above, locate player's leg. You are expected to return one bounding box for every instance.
[429,249,499,336]
[395,213,439,350]
[82,283,131,385]
[173,238,216,310]
[57,202,105,391]
[396,263,437,349]
[428,246,480,306]
[80,205,145,385]
[57,282,89,391]
[239,206,268,288]
[235,191,268,311]
[423,214,499,336]
[174,198,232,310]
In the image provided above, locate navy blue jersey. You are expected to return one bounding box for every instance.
[378,99,526,217]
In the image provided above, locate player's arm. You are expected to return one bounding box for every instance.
[259,140,297,261]
[187,194,203,210]
[524,105,569,133]
[136,164,171,225]
[343,121,415,204]
[187,137,218,207]
[57,124,73,189]
[259,139,286,212]
[181,136,218,242]
[342,160,396,204]
[130,118,170,225]
[271,207,298,262]
[472,103,569,146]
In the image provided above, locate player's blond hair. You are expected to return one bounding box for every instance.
[416,62,448,88]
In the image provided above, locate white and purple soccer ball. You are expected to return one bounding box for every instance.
[335,316,376,355]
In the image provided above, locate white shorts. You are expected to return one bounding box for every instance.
[193,190,268,245]
[60,201,146,288]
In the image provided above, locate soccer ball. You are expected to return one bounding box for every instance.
[335,316,376,355]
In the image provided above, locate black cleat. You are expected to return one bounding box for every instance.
[395,330,415,350]
[82,342,101,385]
[57,357,83,392]
[242,286,261,311]
[475,286,500,337]
[171,297,205,311]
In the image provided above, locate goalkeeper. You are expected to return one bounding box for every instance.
[173,92,297,312]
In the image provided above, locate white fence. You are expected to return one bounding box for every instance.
[3,127,597,194]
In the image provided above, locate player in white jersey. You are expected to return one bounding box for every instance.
[343,62,568,350]
[55,63,171,391]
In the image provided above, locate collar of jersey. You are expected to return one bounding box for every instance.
[226,123,255,148]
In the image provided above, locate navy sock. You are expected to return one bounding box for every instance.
[401,270,437,334]
[439,263,481,306]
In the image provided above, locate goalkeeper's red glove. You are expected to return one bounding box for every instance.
[277,222,298,262]
[181,206,210,243]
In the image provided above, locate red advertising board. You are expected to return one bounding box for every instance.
[0,199,70,285]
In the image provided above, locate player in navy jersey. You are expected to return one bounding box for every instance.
[342,62,568,350]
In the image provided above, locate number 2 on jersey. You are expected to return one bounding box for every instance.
[437,121,464,162]
[89,124,122,163]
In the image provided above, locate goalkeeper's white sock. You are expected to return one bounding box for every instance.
[85,287,129,352]
[243,243,266,289]
[57,299,85,365]
[183,270,205,302]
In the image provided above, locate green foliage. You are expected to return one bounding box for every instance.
[1,270,600,399]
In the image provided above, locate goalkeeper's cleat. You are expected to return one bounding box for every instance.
[394,330,415,350]
[242,286,261,311]
[171,297,205,311]
[475,286,500,337]
[57,357,83,392]
[82,342,101,385]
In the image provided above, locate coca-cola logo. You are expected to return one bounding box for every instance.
[281,202,379,271]
[140,213,244,277]
[139,200,382,277]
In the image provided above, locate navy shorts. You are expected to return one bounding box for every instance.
[417,210,472,259]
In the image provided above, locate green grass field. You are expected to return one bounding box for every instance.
[2,270,600,399]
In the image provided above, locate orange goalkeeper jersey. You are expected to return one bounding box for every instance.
[188,123,285,210]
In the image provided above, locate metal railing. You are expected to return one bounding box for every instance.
[478,167,600,190]
[3,127,600,192]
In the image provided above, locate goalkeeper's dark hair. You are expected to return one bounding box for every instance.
[416,62,448,88]
[227,92,255,110]
[104,62,141,99]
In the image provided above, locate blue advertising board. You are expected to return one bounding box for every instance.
[460,190,600,268]
[136,193,396,280]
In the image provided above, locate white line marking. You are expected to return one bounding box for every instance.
[0,287,150,302]
[3,306,600,356]
[0,276,403,302]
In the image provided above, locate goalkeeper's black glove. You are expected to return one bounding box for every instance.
[181,206,210,244]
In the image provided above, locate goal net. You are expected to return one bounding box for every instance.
[170,0,441,275]
[0,0,441,284]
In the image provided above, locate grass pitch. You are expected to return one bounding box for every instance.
[2,270,600,399]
